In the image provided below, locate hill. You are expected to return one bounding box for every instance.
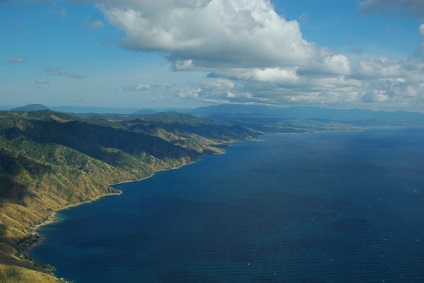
[10,104,50,112]
[0,110,257,282]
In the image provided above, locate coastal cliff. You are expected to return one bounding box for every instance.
[0,110,257,282]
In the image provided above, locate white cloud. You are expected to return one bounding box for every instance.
[45,67,84,79]
[98,0,357,109]
[177,55,424,109]
[211,67,300,85]
[177,78,255,103]
[356,58,424,107]
[177,88,202,99]
[200,78,239,100]
[117,83,152,92]
[132,84,152,91]
[7,57,25,63]
[357,58,405,78]
[92,0,424,110]
[117,82,176,92]
[202,78,235,90]
[99,0,350,75]
[322,54,352,75]
[362,90,389,103]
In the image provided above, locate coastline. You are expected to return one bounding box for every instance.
[19,138,251,281]
[19,130,361,278]
[22,155,210,260]
[110,159,199,187]
[17,191,123,259]
[20,131,344,259]
[24,129,351,249]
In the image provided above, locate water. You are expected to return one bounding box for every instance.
[31,128,424,282]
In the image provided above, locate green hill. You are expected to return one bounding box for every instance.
[0,110,257,282]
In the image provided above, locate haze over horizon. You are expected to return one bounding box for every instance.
[2,0,424,112]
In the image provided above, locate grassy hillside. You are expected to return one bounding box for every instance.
[0,110,257,282]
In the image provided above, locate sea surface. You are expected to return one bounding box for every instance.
[31,128,424,282]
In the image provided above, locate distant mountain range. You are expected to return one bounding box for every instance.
[8,104,192,114]
[7,104,424,127]
[10,104,50,112]
[191,104,424,125]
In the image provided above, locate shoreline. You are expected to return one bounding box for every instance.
[18,138,251,279]
[10,128,419,282]
[17,191,123,259]
[19,131,339,259]
[22,155,207,259]
[110,159,199,187]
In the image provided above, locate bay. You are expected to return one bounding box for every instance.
[31,128,424,282]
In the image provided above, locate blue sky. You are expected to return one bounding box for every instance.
[1,0,424,111]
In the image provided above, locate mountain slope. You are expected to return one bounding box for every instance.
[0,110,257,282]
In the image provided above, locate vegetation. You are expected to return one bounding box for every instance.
[2,104,416,282]
[0,110,257,282]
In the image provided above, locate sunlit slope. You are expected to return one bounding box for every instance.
[0,110,256,281]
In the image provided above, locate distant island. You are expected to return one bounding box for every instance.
[1,104,424,282]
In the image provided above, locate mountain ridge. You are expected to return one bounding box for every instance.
[0,110,257,282]
[10,104,50,112]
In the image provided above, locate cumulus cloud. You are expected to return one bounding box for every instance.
[7,57,25,63]
[357,58,406,78]
[116,82,176,92]
[358,0,424,18]
[117,84,152,92]
[178,78,273,104]
[92,0,424,109]
[356,58,424,106]
[45,67,84,79]
[361,90,389,103]
[99,0,351,75]
[175,55,424,108]
[210,67,300,85]
[177,88,202,99]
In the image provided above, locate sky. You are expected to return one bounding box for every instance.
[1,0,424,111]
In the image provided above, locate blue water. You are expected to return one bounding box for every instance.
[31,128,424,282]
